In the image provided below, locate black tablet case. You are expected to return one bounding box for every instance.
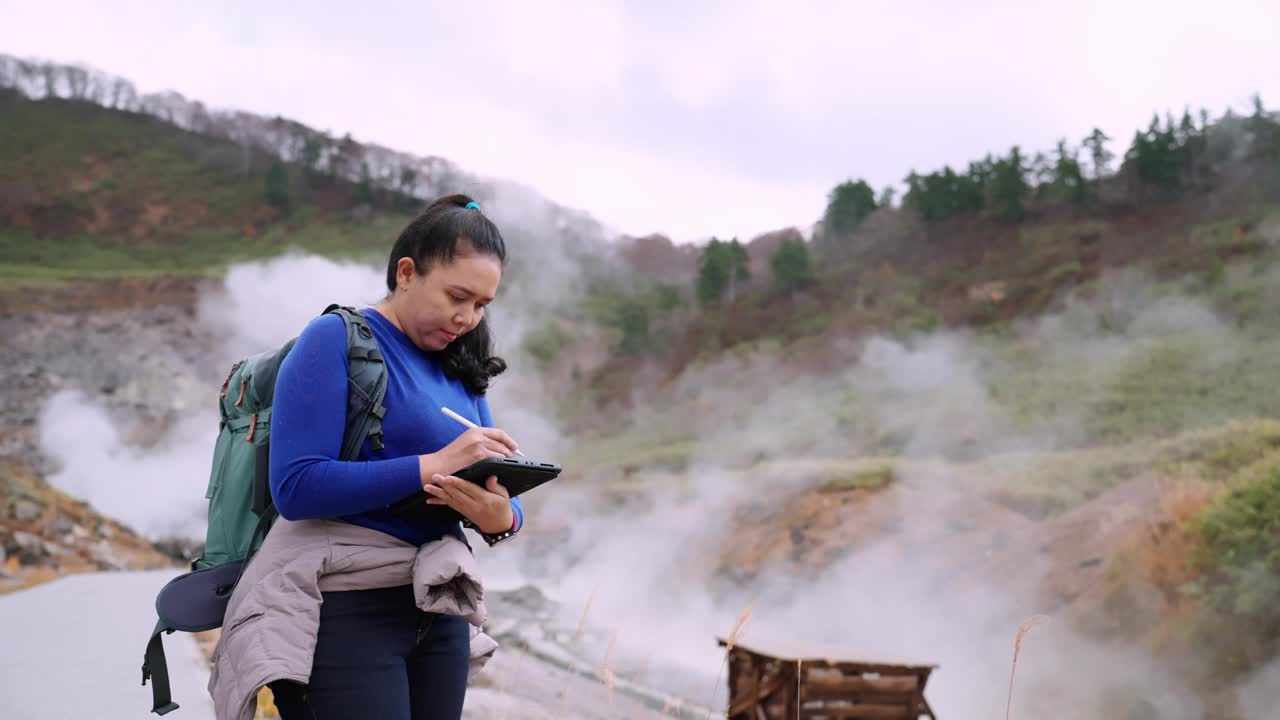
[388,456,560,521]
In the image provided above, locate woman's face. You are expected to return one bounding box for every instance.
[393,247,502,352]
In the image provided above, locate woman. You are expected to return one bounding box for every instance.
[259,193,523,719]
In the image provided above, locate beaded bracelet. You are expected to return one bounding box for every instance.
[462,517,518,546]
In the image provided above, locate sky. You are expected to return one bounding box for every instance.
[2,0,1280,243]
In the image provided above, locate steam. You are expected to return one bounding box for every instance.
[37,391,212,539]
[37,255,389,539]
[196,253,389,363]
[1236,658,1280,718]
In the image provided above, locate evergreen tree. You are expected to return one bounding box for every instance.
[952,176,977,214]
[1206,108,1241,169]
[616,301,651,355]
[650,283,685,314]
[989,146,1030,222]
[902,162,989,223]
[1178,108,1209,189]
[1248,95,1280,192]
[877,185,898,208]
[1161,114,1184,187]
[300,135,323,179]
[265,160,290,214]
[1081,128,1114,181]
[966,156,994,210]
[823,179,877,236]
[904,171,922,199]
[1248,93,1279,156]
[696,238,728,304]
[902,171,927,220]
[1127,114,1182,191]
[696,238,750,304]
[1127,127,1150,179]
[769,237,814,291]
[725,238,750,301]
[1177,108,1197,146]
[1029,151,1053,198]
[353,162,374,206]
[1050,140,1087,206]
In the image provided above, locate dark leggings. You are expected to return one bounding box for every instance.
[268,585,470,720]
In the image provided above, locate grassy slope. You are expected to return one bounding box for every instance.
[0,92,408,286]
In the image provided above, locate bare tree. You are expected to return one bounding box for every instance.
[40,63,58,97]
[108,77,137,110]
[64,65,89,100]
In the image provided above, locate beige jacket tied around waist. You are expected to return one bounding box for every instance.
[207,518,499,720]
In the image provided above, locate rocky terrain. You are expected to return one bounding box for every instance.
[0,286,221,593]
[0,463,173,593]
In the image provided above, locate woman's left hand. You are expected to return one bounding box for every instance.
[424,474,514,534]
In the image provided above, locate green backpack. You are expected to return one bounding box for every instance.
[141,304,388,715]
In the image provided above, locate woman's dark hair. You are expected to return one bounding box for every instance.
[386,193,507,395]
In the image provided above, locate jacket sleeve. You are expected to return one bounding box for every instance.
[478,395,524,532]
[269,313,423,520]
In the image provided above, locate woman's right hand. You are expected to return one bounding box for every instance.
[419,427,519,481]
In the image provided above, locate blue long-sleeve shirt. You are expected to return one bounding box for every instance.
[269,307,522,545]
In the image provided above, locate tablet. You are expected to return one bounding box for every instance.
[388,456,561,520]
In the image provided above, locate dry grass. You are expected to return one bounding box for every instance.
[554,586,603,719]
[726,604,754,653]
[575,583,599,643]
[707,603,755,719]
[1096,477,1216,652]
[0,564,63,595]
[1137,479,1212,595]
[601,626,620,704]
[1005,614,1048,720]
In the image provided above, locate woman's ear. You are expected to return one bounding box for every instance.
[396,257,418,289]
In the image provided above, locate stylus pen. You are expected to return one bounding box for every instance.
[440,406,527,458]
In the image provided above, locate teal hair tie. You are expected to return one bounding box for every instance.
[465,201,481,211]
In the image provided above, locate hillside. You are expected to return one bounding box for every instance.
[588,161,1280,430]
[0,87,411,286]
[0,54,612,296]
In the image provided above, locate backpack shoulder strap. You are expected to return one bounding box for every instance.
[322,304,389,460]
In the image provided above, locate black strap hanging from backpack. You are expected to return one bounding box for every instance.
[142,620,181,715]
[142,510,274,714]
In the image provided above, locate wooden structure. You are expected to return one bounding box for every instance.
[719,639,938,719]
